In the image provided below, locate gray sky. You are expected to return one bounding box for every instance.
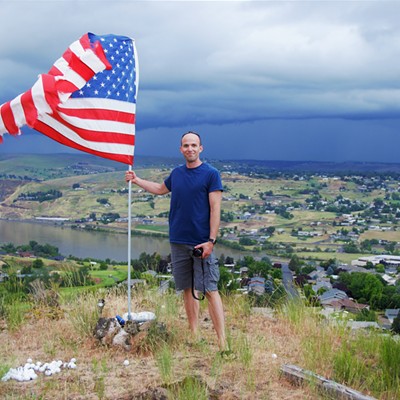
[1,1,400,163]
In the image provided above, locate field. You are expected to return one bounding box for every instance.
[1,287,399,399]
[2,154,400,265]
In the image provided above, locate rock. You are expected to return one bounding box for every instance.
[112,329,132,351]
[93,317,120,345]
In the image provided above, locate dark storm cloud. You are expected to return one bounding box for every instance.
[1,1,400,161]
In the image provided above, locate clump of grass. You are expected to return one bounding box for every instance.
[65,291,99,338]
[170,376,208,400]
[156,344,174,385]
[276,298,400,399]
[91,356,110,400]
[0,276,29,331]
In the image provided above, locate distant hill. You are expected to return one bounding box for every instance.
[1,153,400,178]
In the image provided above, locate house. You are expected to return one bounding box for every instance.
[0,271,9,282]
[312,280,332,294]
[382,274,397,286]
[319,289,348,305]
[18,251,35,258]
[351,254,400,268]
[248,276,265,295]
[384,309,399,324]
[329,298,369,314]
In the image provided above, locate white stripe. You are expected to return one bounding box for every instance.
[70,39,108,73]
[59,97,136,114]
[10,94,26,128]
[38,113,135,155]
[0,108,6,134]
[53,58,87,89]
[57,111,135,134]
[132,39,139,100]
[31,76,53,115]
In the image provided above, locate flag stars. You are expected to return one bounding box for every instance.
[74,34,137,103]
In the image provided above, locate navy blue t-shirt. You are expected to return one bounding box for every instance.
[164,162,223,246]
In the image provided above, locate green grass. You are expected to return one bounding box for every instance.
[90,269,127,286]
[135,224,169,234]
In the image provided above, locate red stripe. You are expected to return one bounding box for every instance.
[0,101,19,134]
[79,33,92,51]
[58,48,99,81]
[41,74,60,111]
[33,119,134,165]
[20,90,38,127]
[48,65,63,76]
[59,107,135,124]
[50,111,135,145]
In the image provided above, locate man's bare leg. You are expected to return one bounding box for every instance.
[183,288,200,337]
[206,290,226,350]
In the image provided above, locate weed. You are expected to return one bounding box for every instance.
[156,344,174,385]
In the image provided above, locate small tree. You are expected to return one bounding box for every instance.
[32,258,44,269]
[99,262,108,271]
[392,314,400,334]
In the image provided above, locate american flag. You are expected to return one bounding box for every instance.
[0,32,138,165]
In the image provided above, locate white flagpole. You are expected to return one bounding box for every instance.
[127,165,132,320]
[127,38,139,321]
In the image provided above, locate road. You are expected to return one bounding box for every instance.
[281,263,299,298]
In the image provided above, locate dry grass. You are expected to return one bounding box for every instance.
[0,288,322,400]
[3,288,397,399]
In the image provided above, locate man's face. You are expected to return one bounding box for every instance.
[180,133,203,163]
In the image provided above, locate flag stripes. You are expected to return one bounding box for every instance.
[0,33,138,165]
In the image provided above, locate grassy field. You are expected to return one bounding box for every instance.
[2,156,400,267]
[0,287,398,399]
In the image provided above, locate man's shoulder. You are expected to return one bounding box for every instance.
[202,162,220,174]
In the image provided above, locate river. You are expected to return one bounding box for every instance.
[0,220,250,262]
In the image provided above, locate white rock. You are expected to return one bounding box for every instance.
[45,370,52,376]
[27,358,33,363]
[271,353,278,359]
[70,358,76,363]
[123,359,129,366]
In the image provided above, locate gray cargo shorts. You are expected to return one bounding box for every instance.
[170,243,220,292]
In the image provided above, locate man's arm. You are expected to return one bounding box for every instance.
[196,190,222,258]
[209,190,222,241]
[125,171,170,195]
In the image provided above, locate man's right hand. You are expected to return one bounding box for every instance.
[125,170,137,183]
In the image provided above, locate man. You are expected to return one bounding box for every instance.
[125,131,225,350]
